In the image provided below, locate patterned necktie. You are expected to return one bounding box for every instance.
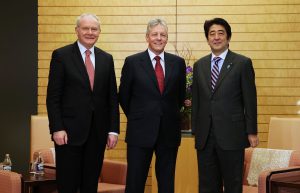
[85,50,95,90]
[211,56,222,91]
[154,56,164,94]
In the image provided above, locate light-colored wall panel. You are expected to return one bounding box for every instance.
[39,0,175,6]
[256,69,300,77]
[253,60,300,69]
[258,106,300,114]
[176,0,300,5]
[256,78,300,87]
[177,5,300,14]
[39,15,176,25]
[38,7,176,16]
[258,87,300,96]
[258,96,300,105]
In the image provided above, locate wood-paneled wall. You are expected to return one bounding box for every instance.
[38,0,300,192]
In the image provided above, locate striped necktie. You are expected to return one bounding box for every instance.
[211,57,221,91]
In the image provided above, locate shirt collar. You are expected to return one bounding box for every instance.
[211,49,228,61]
[147,49,165,62]
[77,41,95,55]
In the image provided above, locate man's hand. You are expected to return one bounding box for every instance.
[107,134,118,150]
[184,99,192,107]
[53,130,68,145]
[248,134,259,148]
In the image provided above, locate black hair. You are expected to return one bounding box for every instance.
[204,18,231,40]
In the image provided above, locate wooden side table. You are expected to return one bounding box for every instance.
[21,172,56,193]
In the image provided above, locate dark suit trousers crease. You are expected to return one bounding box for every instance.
[55,114,106,193]
[197,129,244,193]
[125,144,178,193]
[125,146,178,193]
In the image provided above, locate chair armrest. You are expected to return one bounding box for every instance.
[0,170,21,193]
[99,159,127,185]
[258,166,300,193]
[44,163,56,175]
[33,148,55,164]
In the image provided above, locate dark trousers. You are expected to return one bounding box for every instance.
[55,120,106,193]
[125,144,178,193]
[197,131,244,193]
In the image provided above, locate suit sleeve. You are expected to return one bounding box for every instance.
[46,50,65,133]
[108,55,120,133]
[119,57,132,116]
[241,58,257,134]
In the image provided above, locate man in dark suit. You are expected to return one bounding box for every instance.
[46,13,119,193]
[119,18,186,193]
[191,18,259,193]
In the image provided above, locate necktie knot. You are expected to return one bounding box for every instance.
[213,57,222,65]
[155,56,161,62]
[85,50,91,57]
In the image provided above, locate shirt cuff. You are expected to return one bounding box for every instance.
[108,132,118,136]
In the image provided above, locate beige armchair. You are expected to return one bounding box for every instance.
[34,148,127,193]
[242,148,300,193]
[0,170,21,193]
[267,117,300,150]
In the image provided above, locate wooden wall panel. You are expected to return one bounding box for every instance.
[38,1,300,192]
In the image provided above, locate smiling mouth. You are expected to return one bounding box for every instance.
[213,42,222,46]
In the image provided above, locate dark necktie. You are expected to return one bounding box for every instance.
[85,50,95,90]
[211,57,221,91]
[154,56,164,94]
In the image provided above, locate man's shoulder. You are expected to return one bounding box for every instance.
[228,50,251,61]
[94,46,113,58]
[125,51,148,62]
[195,53,211,64]
[165,52,185,62]
[54,43,75,54]
[128,51,147,58]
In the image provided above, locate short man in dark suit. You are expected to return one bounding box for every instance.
[46,13,119,193]
[191,18,259,193]
[119,18,186,193]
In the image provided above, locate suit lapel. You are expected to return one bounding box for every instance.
[214,50,235,92]
[164,52,174,94]
[202,55,213,92]
[72,42,91,90]
[140,50,159,91]
[93,47,104,92]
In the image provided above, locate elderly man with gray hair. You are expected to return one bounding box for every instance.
[47,13,119,193]
[119,18,186,193]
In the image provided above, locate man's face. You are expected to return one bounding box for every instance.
[207,24,230,55]
[146,24,168,55]
[75,16,100,49]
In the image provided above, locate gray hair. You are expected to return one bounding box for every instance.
[146,18,168,35]
[76,13,100,28]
